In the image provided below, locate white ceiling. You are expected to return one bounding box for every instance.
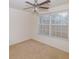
[9,0,68,11]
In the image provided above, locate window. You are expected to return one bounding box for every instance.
[50,11,69,39]
[38,10,69,39]
[39,10,68,39]
[39,14,50,36]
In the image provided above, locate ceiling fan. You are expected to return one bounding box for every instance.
[24,0,50,13]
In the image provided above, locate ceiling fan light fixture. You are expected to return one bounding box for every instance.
[24,0,50,13]
[33,7,38,12]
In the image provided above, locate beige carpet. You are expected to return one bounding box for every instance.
[10,39,69,59]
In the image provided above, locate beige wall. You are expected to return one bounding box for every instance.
[9,8,34,45]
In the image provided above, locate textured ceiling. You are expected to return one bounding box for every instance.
[9,0,68,11]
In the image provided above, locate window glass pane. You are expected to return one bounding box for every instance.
[51,25,68,39]
[51,11,68,25]
[39,25,49,35]
[39,15,50,24]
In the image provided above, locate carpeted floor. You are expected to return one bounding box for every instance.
[10,39,69,59]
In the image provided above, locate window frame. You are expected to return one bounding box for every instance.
[38,9,69,39]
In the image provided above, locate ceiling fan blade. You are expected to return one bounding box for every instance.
[23,7,33,10]
[38,0,50,6]
[25,1,34,6]
[39,7,49,9]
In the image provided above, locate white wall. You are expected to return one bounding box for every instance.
[9,4,69,52]
[9,8,34,45]
[31,4,69,52]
